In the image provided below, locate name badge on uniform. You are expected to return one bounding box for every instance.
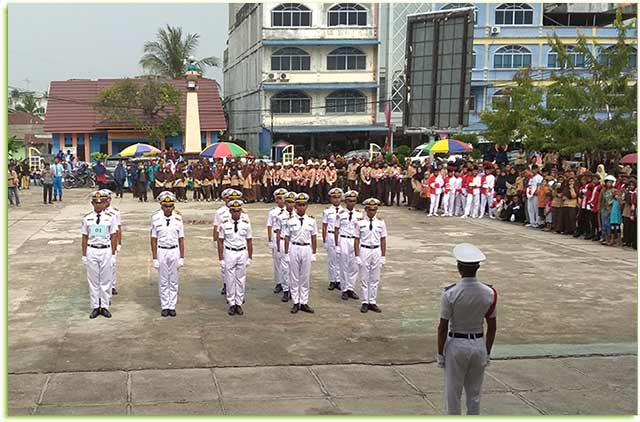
[90,224,109,238]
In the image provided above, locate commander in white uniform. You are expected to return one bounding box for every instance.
[100,189,122,296]
[151,191,185,317]
[213,189,245,295]
[354,198,387,313]
[274,191,297,302]
[218,199,253,316]
[81,191,119,319]
[267,188,288,294]
[322,187,344,291]
[437,243,497,415]
[284,192,317,314]
[334,190,362,301]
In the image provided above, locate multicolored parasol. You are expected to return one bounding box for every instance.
[421,139,473,154]
[199,142,248,158]
[620,153,637,164]
[119,143,161,157]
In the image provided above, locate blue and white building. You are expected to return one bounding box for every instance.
[224,3,388,155]
[377,3,637,137]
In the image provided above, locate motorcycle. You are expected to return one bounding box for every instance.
[63,166,96,189]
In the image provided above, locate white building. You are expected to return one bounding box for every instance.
[224,3,387,156]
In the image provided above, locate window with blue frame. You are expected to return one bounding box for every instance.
[548,46,585,69]
[472,51,477,68]
[272,3,311,27]
[493,45,532,68]
[598,46,637,69]
[325,90,367,113]
[468,95,476,112]
[492,89,512,108]
[271,91,311,114]
[495,3,533,25]
[271,47,311,71]
[327,47,366,70]
[440,3,477,23]
[328,3,367,26]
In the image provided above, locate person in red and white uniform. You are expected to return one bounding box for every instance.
[479,165,495,219]
[442,169,452,217]
[428,170,445,216]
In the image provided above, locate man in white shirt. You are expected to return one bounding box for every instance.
[100,190,122,296]
[267,188,288,294]
[334,190,362,301]
[526,165,543,227]
[322,187,344,291]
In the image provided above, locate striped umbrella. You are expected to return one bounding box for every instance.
[119,143,161,157]
[200,142,248,158]
[422,139,473,154]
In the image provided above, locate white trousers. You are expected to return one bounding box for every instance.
[325,233,340,285]
[216,242,226,288]
[471,194,481,217]
[527,196,539,226]
[111,251,118,290]
[359,247,381,304]
[479,192,494,218]
[158,247,180,310]
[278,239,290,292]
[454,193,464,216]
[429,193,441,215]
[224,249,248,306]
[464,193,473,217]
[338,237,358,292]
[442,192,451,215]
[444,337,487,415]
[289,244,312,305]
[86,246,113,310]
[271,243,281,288]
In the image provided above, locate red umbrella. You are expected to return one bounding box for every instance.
[620,153,637,164]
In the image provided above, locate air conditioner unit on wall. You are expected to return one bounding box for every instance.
[490,26,501,35]
[279,73,288,81]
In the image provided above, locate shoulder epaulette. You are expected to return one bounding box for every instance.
[175,210,182,215]
[308,215,314,218]
[113,207,119,211]
[444,283,457,292]
[481,282,493,288]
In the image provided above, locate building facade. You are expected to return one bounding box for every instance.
[44,78,226,161]
[376,2,637,139]
[224,2,387,156]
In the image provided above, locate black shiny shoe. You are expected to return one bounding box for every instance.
[89,308,100,319]
[335,282,341,290]
[112,288,118,295]
[328,282,336,291]
[100,308,112,318]
[300,304,314,314]
[360,303,369,313]
[281,291,290,302]
[368,304,382,313]
[291,304,300,314]
[342,292,349,301]
[228,305,236,316]
[235,306,244,316]
[273,284,283,294]
[161,309,170,317]
[168,309,176,317]
[348,290,359,300]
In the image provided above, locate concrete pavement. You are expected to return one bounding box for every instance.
[7,187,638,415]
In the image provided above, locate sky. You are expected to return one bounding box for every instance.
[8,3,229,95]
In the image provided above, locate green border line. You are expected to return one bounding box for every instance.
[4,4,9,420]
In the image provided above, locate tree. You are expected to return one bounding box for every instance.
[15,93,45,117]
[95,77,183,146]
[140,25,220,78]
[479,68,545,149]
[9,88,21,110]
[8,135,23,159]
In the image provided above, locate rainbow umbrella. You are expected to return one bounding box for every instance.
[422,139,473,154]
[200,142,248,158]
[119,143,161,157]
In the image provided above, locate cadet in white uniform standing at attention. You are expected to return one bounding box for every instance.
[267,188,288,294]
[151,191,185,317]
[100,189,122,296]
[218,199,253,316]
[274,191,297,302]
[322,187,344,291]
[334,190,362,301]
[213,189,244,295]
[353,198,387,313]
[437,243,497,415]
[81,191,119,319]
[284,192,317,314]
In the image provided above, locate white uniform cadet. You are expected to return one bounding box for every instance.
[479,171,495,219]
[354,198,387,313]
[284,193,317,313]
[218,199,253,315]
[275,192,297,302]
[335,190,362,300]
[322,187,344,291]
[214,189,248,295]
[267,188,288,293]
[81,191,118,318]
[100,190,122,295]
[151,191,185,317]
[438,244,497,415]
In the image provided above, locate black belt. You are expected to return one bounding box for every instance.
[327,230,334,234]
[88,244,110,249]
[158,245,178,249]
[225,246,247,251]
[449,332,483,339]
[292,242,310,246]
[340,235,355,239]
[361,244,379,249]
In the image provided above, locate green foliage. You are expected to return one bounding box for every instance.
[95,78,183,144]
[140,25,220,78]
[15,94,45,116]
[90,152,109,162]
[451,132,480,146]
[8,135,23,158]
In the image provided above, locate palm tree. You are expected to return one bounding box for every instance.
[15,94,45,117]
[9,88,21,110]
[140,25,220,78]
